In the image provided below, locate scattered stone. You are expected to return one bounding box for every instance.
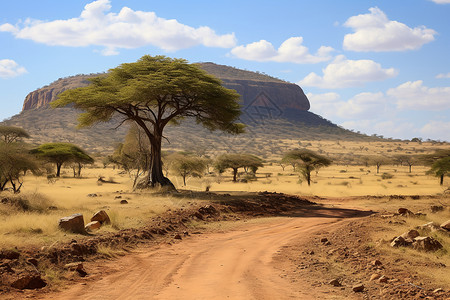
[0,250,20,259]
[27,258,38,267]
[64,262,87,277]
[115,195,122,199]
[85,221,101,232]
[370,274,381,281]
[380,214,395,218]
[352,284,364,292]
[87,193,98,197]
[320,237,328,243]
[47,206,58,210]
[433,288,443,293]
[417,222,442,232]
[400,229,420,242]
[431,205,444,213]
[329,279,341,286]
[378,275,388,283]
[441,220,450,231]
[391,236,411,247]
[398,208,414,216]
[11,274,47,289]
[91,210,111,225]
[120,200,128,204]
[412,236,443,252]
[58,213,86,234]
[371,259,382,267]
[174,234,182,240]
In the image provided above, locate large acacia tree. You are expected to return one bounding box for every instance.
[52,55,243,189]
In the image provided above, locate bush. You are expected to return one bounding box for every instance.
[381,172,394,180]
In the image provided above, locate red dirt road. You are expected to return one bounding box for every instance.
[38,211,362,300]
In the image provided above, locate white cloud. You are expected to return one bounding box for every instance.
[0,0,236,55]
[343,7,436,52]
[299,55,397,88]
[0,59,27,79]
[429,0,450,3]
[231,37,334,64]
[341,120,417,139]
[420,121,450,141]
[387,80,450,110]
[307,91,386,120]
[436,72,450,79]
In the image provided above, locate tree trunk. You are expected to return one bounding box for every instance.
[306,172,311,186]
[56,163,62,177]
[440,174,444,185]
[409,164,412,173]
[77,163,82,177]
[232,168,238,182]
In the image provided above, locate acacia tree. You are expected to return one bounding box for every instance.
[0,126,30,144]
[170,153,207,186]
[31,143,93,177]
[427,156,450,185]
[215,153,263,182]
[283,149,331,186]
[53,55,243,189]
[0,143,40,193]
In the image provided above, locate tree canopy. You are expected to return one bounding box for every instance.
[52,55,244,189]
[31,143,93,177]
[283,149,331,186]
[170,153,207,186]
[427,156,450,185]
[0,126,30,144]
[215,153,264,182]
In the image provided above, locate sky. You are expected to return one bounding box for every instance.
[0,0,449,141]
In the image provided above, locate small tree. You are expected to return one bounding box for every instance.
[170,154,207,186]
[394,155,416,173]
[367,156,391,174]
[0,143,40,193]
[31,143,93,177]
[283,149,331,186]
[0,126,30,144]
[215,154,264,182]
[427,156,450,185]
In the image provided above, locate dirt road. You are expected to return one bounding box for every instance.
[39,211,363,300]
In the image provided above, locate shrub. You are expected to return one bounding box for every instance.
[381,172,394,180]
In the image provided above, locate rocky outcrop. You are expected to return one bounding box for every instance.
[21,63,310,114]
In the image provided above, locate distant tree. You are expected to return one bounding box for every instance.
[394,155,416,173]
[170,154,207,186]
[0,143,40,193]
[426,156,450,185]
[215,154,264,182]
[0,126,30,144]
[52,55,243,189]
[367,156,391,174]
[31,143,93,177]
[283,149,331,186]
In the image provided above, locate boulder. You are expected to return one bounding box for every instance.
[441,220,450,231]
[352,284,364,292]
[400,229,420,242]
[58,213,85,234]
[398,208,414,216]
[11,274,47,289]
[91,210,111,225]
[85,221,101,232]
[390,236,411,247]
[120,200,128,204]
[412,236,443,252]
[430,205,444,213]
[417,222,442,232]
[329,279,341,286]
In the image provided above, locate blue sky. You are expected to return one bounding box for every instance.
[1,0,449,141]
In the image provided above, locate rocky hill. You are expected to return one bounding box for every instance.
[3,63,376,155]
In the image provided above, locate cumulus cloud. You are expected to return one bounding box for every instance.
[0,0,236,55]
[307,91,387,120]
[299,55,397,88]
[230,37,334,63]
[436,72,450,79]
[387,80,450,110]
[0,59,27,78]
[343,7,436,52]
[420,121,450,141]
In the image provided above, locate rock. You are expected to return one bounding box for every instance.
[430,205,444,213]
[64,262,87,277]
[441,220,450,231]
[378,275,388,283]
[320,237,328,243]
[371,259,382,266]
[400,229,420,242]
[87,193,98,197]
[198,205,219,216]
[417,222,442,232]
[390,236,411,247]
[174,234,182,240]
[329,279,341,286]
[370,274,381,281]
[91,210,111,225]
[352,284,364,292]
[85,221,101,232]
[433,288,443,293]
[115,195,122,199]
[11,274,47,289]
[0,250,20,259]
[412,236,443,251]
[398,208,414,216]
[58,213,86,234]
[120,200,128,204]
[27,258,38,267]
